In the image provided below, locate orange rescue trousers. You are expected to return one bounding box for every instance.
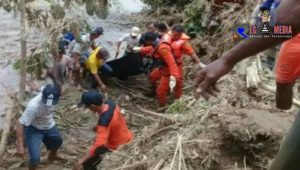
[150,66,183,107]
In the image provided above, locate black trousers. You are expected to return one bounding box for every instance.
[270,109,300,170]
[82,148,110,170]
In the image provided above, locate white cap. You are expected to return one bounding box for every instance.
[130,26,140,37]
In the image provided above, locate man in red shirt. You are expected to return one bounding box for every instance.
[74,91,133,170]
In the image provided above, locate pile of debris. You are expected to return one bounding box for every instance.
[0,0,299,170]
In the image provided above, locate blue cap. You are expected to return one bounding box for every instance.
[78,91,103,107]
[63,32,75,43]
[42,84,61,106]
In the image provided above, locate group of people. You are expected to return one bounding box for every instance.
[46,21,202,109]
[17,21,203,170]
[15,0,300,169]
[16,84,133,170]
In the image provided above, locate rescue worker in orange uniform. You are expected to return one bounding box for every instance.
[142,24,202,100]
[74,91,133,170]
[166,24,202,99]
[275,34,300,110]
[134,31,179,108]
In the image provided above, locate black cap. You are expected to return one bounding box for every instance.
[144,32,157,42]
[91,27,104,35]
[42,84,61,106]
[78,91,103,107]
[58,46,65,54]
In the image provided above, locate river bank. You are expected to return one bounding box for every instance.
[0,0,147,129]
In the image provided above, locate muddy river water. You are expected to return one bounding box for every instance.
[0,0,146,128]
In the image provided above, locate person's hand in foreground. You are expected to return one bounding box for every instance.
[16,144,26,159]
[193,58,233,100]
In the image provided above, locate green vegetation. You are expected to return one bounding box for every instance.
[0,0,112,19]
[13,46,51,80]
[184,0,207,37]
[141,0,193,9]
[142,0,208,36]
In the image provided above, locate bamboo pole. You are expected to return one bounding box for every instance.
[0,106,14,156]
[0,84,15,157]
[19,0,27,101]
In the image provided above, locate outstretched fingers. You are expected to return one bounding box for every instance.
[193,70,220,100]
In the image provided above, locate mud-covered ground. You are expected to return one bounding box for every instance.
[0,1,299,170]
[0,69,297,170]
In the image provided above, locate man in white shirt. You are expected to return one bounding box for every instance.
[16,84,62,170]
[115,26,141,59]
[108,27,143,80]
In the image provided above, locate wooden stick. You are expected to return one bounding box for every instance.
[151,159,165,170]
[112,161,146,170]
[112,151,134,160]
[149,126,176,139]
[187,98,196,108]
[170,134,182,170]
[0,107,14,157]
[129,112,157,122]
[120,158,132,170]
[200,110,210,122]
[137,106,174,122]
[0,83,17,156]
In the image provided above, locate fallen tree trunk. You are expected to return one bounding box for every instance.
[0,105,14,157]
[0,83,16,157]
[113,161,147,170]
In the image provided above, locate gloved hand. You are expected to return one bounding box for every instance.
[169,75,176,92]
[132,47,142,52]
[199,62,206,68]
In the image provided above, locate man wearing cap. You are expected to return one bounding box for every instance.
[109,27,143,80]
[68,27,104,57]
[74,91,133,170]
[16,84,63,170]
[115,26,141,59]
[84,46,111,90]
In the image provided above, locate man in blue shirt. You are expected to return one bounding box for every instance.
[260,0,281,10]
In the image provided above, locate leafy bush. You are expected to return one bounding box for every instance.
[184,0,206,36]
[141,0,193,8]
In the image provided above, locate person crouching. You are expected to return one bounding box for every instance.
[74,91,133,170]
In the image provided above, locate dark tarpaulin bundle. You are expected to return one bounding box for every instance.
[106,53,144,80]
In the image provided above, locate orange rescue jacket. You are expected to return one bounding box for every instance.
[164,33,194,64]
[89,101,133,156]
[150,37,179,78]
